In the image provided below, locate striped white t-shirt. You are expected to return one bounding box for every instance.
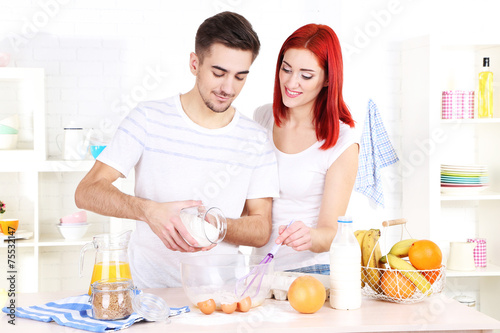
[98,94,279,288]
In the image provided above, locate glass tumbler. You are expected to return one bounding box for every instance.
[179,205,227,247]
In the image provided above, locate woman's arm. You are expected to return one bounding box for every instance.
[275,143,359,252]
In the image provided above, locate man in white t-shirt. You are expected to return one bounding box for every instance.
[75,12,279,288]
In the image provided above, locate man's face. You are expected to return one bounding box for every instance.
[192,43,253,113]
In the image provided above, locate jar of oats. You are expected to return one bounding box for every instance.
[91,278,134,320]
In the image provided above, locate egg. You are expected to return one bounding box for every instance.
[221,302,237,314]
[197,299,216,315]
[237,296,252,312]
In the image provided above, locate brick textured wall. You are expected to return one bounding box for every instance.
[7,0,489,292]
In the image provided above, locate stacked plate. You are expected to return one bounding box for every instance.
[441,164,489,194]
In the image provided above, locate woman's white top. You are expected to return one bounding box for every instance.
[252,104,359,271]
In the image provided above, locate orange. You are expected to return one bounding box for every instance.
[381,270,416,299]
[287,275,326,314]
[422,265,443,284]
[408,240,442,270]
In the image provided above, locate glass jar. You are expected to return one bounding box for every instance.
[91,278,134,320]
[90,278,172,322]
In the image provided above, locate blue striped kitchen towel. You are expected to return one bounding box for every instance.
[355,99,399,207]
[2,293,189,332]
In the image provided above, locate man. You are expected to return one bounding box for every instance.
[75,11,279,288]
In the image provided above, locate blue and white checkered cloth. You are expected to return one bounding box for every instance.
[355,99,399,207]
[2,293,189,332]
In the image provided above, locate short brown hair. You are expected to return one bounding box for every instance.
[195,11,260,63]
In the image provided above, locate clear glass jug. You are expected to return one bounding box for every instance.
[80,230,133,295]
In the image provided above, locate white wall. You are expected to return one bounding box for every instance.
[2,0,500,291]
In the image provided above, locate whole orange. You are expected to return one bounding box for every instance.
[408,240,442,270]
[381,270,416,299]
[287,275,326,314]
[422,265,443,284]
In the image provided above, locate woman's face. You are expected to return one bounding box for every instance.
[279,48,326,112]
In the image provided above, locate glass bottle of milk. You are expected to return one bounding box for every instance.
[329,216,361,310]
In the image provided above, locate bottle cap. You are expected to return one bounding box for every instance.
[483,57,490,67]
[337,216,352,223]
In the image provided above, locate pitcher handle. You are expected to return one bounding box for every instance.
[79,241,94,277]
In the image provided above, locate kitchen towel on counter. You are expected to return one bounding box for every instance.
[2,293,189,332]
[355,99,399,207]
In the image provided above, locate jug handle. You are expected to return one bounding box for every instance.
[79,241,94,278]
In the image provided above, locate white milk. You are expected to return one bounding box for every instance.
[329,244,361,310]
[180,211,220,247]
[329,217,361,310]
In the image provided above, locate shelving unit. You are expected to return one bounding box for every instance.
[401,36,500,320]
[0,68,116,293]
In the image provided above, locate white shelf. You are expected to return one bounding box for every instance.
[38,159,95,172]
[38,235,92,247]
[447,263,500,277]
[441,191,500,201]
[0,158,95,172]
[441,118,500,124]
[0,238,35,248]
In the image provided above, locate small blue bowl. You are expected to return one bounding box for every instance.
[90,145,106,159]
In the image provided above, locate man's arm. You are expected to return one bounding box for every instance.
[74,160,202,252]
[223,197,272,247]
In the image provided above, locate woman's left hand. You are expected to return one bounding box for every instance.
[275,220,312,251]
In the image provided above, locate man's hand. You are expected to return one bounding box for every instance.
[144,200,216,252]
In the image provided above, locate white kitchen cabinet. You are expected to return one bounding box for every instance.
[401,36,500,320]
[0,68,45,160]
[0,68,132,293]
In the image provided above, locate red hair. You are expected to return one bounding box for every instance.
[273,24,354,150]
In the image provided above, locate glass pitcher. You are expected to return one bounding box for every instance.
[80,230,133,295]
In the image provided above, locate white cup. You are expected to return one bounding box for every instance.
[447,242,476,271]
[57,126,88,160]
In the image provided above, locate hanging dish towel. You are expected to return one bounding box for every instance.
[355,99,399,207]
[2,293,189,332]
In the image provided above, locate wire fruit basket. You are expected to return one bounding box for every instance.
[360,219,446,304]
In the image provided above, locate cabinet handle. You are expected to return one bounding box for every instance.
[382,218,407,227]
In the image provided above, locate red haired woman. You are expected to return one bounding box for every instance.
[253,24,359,274]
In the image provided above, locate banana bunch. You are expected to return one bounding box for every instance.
[380,238,419,261]
[355,229,384,293]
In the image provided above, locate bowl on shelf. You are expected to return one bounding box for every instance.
[57,223,90,240]
[60,210,87,224]
[0,115,19,130]
[0,219,19,235]
[0,133,18,150]
[0,52,11,67]
[180,254,274,309]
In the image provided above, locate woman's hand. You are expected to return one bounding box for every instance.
[275,220,312,251]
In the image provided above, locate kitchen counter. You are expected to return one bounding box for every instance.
[2,288,500,333]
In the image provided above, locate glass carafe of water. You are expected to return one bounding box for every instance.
[80,230,133,295]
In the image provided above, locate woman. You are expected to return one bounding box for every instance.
[252,24,359,274]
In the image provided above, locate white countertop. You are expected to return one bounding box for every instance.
[2,288,500,333]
